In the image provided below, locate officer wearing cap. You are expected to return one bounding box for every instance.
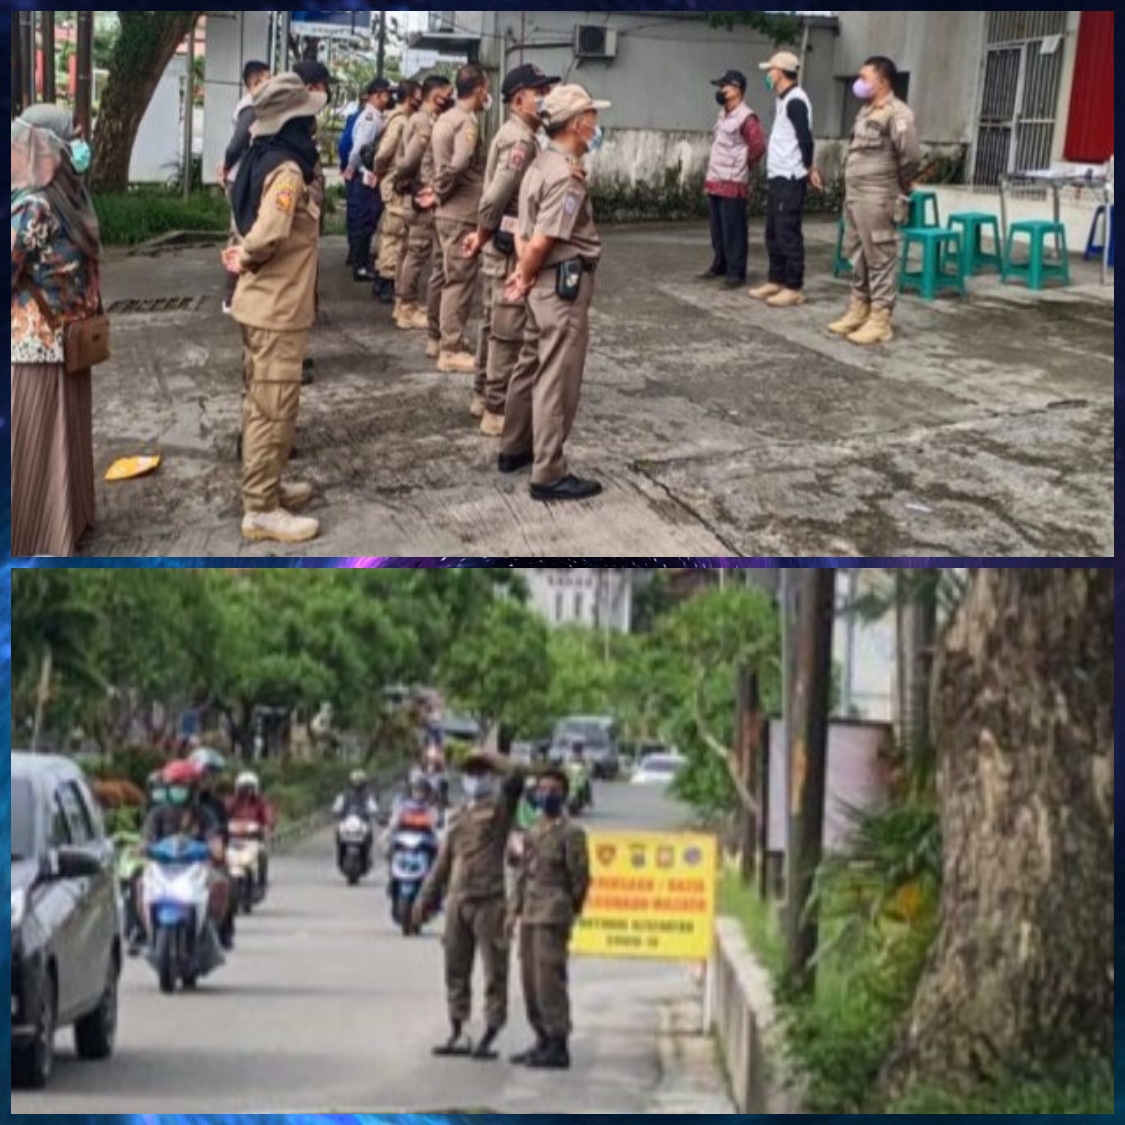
[500,85,610,504]
[701,69,766,288]
[415,748,527,1062]
[345,78,394,282]
[507,764,591,1071]
[463,63,560,435]
[749,51,820,308]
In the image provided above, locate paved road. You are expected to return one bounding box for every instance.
[12,783,703,1114]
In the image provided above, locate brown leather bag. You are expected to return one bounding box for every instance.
[25,263,111,375]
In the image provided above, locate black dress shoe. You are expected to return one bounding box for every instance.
[697,269,723,280]
[498,452,534,475]
[531,475,604,503]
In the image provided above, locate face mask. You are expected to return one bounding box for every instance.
[765,75,776,94]
[715,91,729,107]
[482,94,494,113]
[69,139,92,175]
[540,793,566,818]
[583,122,604,154]
[168,786,191,808]
[853,78,877,101]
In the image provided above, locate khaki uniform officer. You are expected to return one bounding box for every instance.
[432,64,491,375]
[416,750,526,1062]
[397,77,454,358]
[828,55,920,345]
[464,64,560,436]
[372,82,422,308]
[501,85,610,505]
[508,767,590,1071]
[224,74,325,546]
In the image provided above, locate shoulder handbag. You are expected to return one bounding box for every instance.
[25,260,111,375]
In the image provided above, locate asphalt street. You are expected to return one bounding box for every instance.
[12,782,702,1114]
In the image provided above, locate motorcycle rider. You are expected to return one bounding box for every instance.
[190,749,237,949]
[422,743,450,809]
[140,760,232,951]
[384,771,443,846]
[333,770,380,870]
[567,741,594,811]
[227,771,277,890]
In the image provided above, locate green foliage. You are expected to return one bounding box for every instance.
[708,11,802,46]
[93,189,229,246]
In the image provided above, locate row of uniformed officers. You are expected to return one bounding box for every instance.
[224,65,610,546]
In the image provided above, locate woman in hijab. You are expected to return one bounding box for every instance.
[221,73,326,546]
[11,105,102,557]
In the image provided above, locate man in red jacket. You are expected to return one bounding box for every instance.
[700,69,767,289]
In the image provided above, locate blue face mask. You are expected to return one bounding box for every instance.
[586,124,605,154]
[69,139,92,175]
[463,776,496,802]
[540,793,566,818]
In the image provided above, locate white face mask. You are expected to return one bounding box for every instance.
[482,93,494,113]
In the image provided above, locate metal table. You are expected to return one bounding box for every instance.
[999,169,1112,284]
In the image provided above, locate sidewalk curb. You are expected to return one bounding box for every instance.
[649,987,737,1113]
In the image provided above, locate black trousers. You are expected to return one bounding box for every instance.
[765,177,809,290]
[708,193,749,283]
[346,178,383,269]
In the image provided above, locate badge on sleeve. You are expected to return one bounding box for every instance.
[275,188,296,214]
[563,191,581,217]
[508,145,528,172]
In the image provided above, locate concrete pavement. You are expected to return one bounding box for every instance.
[81,220,1113,557]
[11,783,732,1114]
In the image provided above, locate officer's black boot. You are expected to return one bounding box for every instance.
[471,1025,501,1061]
[527,1037,570,1070]
[511,1028,548,1065]
[433,1020,473,1057]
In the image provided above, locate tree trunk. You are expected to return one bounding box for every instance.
[882,568,1113,1097]
[91,12,202,193]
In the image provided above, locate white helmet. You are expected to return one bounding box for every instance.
[236,771,260,795]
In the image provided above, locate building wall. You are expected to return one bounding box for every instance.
[522,568,633,633]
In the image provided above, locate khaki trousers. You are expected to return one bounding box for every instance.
[443,896,511,1029]
[436,215,481,353]
[240,326,307,514]
[476,253,526,414]
[844,189,901,311]
[519,923,572,1039]
[377,207,409,283]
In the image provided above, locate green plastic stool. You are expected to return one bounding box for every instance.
[1004,220,1071,290]
[900,228,967,300]
[947,212,1006,277]
[909,190,941,230]
[833,217,853,277]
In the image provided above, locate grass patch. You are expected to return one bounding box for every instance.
[719,869,784,976]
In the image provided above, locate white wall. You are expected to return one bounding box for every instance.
[129,57,185,185]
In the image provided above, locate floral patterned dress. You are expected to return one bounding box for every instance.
[11,190,101,365]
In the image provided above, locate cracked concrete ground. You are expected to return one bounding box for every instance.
[82,219,1113,558]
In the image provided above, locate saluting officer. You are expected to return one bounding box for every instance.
[464,64,560,435]
[415,749,527,1062]
[372,80,422,308]
[500,85,611,504]
[828,56,921,346]
[507,767,591,1071]
[396,76,455,357]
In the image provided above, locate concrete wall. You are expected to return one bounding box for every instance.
[709,916,804,1114]
[129,58,185,185]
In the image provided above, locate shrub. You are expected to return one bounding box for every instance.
[93,189,230,246]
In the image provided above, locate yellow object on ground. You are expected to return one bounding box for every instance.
[105,456,162,482]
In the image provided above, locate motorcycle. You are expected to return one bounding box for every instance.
[113,831,147,954]
[337,813,374,886]
[227,819,268,915]
[565,761,593,817]
[143,836,224,995]
[388,823,440,936]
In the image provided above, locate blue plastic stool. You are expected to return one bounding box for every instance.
[834,217,853,277]
[1084,204,1114,267]
[900,228,967,300]
[947,212,1006,277]
[1004,220,1071,290]
[909,190,941,230]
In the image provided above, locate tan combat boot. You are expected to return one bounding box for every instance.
[748,282,783,301]
[480,411,505,438]
[438,349,477,374]
[394,301,416,328]
[470,394,487,420]
[848,307,894,346]
[767,288,807,308]
[406,308,430,330]
[828,299,871,336]
[242,509,320,545]
[425,338,441,360]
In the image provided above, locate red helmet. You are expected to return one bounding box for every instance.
[162,760,202,787]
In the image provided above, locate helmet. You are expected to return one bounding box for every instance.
[409,770,432,798]
[162,760,203,787]
[236,771,260,795]
[189,748,227,775]
[350,770,368,790]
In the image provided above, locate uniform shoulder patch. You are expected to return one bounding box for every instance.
[563,191,582,217]
[275,189,295,214]
[508,144,529,172]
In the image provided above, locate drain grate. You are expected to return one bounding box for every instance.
[105,296,205,315]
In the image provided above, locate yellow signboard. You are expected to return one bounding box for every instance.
[571,832,718,962]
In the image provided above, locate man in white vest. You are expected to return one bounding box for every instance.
[749,51,822,308]
[700,69,767,289]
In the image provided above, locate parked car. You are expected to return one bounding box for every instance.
[631,753,687,786]
[11,753,122,1089]
[551,717,621,780]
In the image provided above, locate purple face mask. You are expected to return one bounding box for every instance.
[853,78,877,101]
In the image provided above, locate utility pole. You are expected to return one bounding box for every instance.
[376,10,388,81]
[19,10,36,111]
[41,11,56,103]
[182,17,199,201]
[783,569,835,996]
[11,16,23,118]
[74,11,94,138]
[31,650,53,755]
[736,667,762,887]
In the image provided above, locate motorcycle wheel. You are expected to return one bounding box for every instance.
[182,975,199,991]
[154,928,177,995]
[240,876,254,916]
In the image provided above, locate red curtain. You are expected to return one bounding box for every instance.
[1064,10,1114,162]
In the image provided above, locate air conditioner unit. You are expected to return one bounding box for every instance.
[574,25,619,61]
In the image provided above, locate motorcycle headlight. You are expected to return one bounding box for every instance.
[10,888,27,930]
